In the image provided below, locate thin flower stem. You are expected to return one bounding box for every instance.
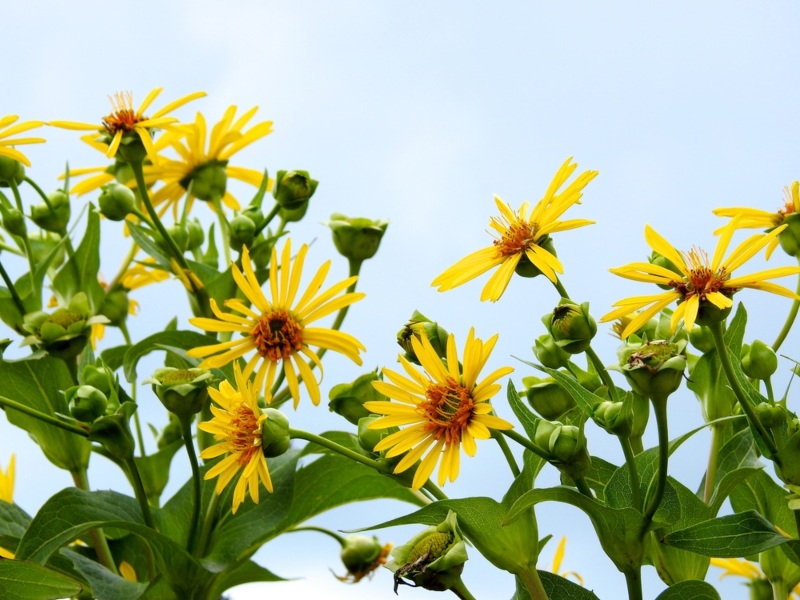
[119,320,146,457]
[772,578,788,600]
[643,397,669,525]
[772,261,800,352]
[288,428,386,472]
[618,436,642,511]
[290,525,346,546]
[450,577,479,600]
[492,430,521,478]
[703,423,723,505]
[180,416,202,555]
[574,475,594,499]
[0,259,26,318]
[709,320,778,457]
[123,456,157,530]
[211,195,231,266]
[624,568,644,600]
[501,429,551,461]
[71,468,118,575]
[195,491,220,558]
[8,179,40,306]
[517,568,549,600]
[422,480,448,501]
[0,394,88,436]
[764,378,775,404]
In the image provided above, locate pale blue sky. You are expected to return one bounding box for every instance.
[3,2,800,598]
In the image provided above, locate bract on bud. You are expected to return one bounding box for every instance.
[182,160,227,202]
[67,385,109,422]
[543,299,597,354]
[186,218,205,251]
[533,333,571,369]
[329,369,387,425]
[688,325,715,353]
[754,402,787,428]
[164,224,189,253]
[533,419,592,479]
[21,292,107,360]
[397,311,449,364]
[357,415,397,453]
[0,156,25,187]
[88,401,137,460]
[741,340,778,380]
[229,214,257,251]
[778,211,800,258]
[30,190,70,233]
[649,252,682,290]
[81,361,116,397]
[514,236,557,278]
[618,339,687,401]
[326,213,389,263]
[1,205,26,237]
[336,534,393,583]
[144,367,213,419]
[261,408,291,457]
[98,182,136,221]
[273,170,318,210]
[523,376,575,420]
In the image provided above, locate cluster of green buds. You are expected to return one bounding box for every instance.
[30,189,70,234]
[688,324,714,353]
[69,359,130,424]
[145,367,214,420]
[533,419,591,480]
[543,299,597,354]
[617,338,687,401]
[21,292,107,360]
[326,213,389,264]
[397,310,449,365]
[328,369,387,425]
[389,511,468,593]
[334,534,393,584]
[523,375,575,420]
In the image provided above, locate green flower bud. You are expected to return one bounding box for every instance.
[778,212,800,258]
[1,206,26,237]
[186,218,205,251]
[0,156,25,187]
[21,292,106,360]
[326,214,389,263]
[741,340,778,380]
[688,325,715,353]
[144,367,213,419]
[279,201,309,223]
[30,190,71,233]
[397,311,449,364]
[100,289,130,326]
[81,362,116,397]
[649,252,682,290]
[112,132,148,165]
[514,236,557,278]
[533,419,591,479]
[272,170,318,210]
[261,408,291,457]
[693,297,732,328]
[164,224,189,253]
[543,299,597,355]
[336,534,392,583]
[357,415,396,453]
[329,369,387,425]
[98,182,136,221]
[182,160,227,202]
[229,214,257,250]
[89,401,137,460]
[524,376,576,420]
[618,339,687,401]
[533,333,571,369]
[593,400,627,435]
[67,385,109,422]
[754,402,787,428]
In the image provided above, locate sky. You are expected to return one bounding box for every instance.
[3,1,800,598]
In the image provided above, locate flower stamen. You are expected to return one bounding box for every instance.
[251,310,304,361]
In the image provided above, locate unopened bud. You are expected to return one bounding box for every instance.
[67,385,109,422]
[326,214,389,263]
[741,340,778,381]
[30,190,71,233]
[261,408,291,457]
[544,299,597,355]
[98,182,136,221]
[273,170,318,210]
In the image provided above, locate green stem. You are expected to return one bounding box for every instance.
[180,416,202,554]
[619,436,642,510]
[0,394,88,436]
[574,475,594,499]
[211,195,231,266]
[643,397,669,525]
[123,456,156,529]
[709,320,778,457]
[0,259,26,318]
[9,179,40,307]
[71,468,118,575]
[703,423,724,505]
[289,428,386,472]
[119,320,146,457]
[772,261,800,352]
[22,176,50,204]
[517,568,549,600]
[290,525,346,546]
[624,568,644,600]
[450,577,479,600]
[195,491,220,558]
[492,430,521,477]
[422,480,448,501]
[764,378,775,404]
[771,578,788,600]
[501,429,552,461]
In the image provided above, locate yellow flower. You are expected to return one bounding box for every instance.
[50,88,206,162]
[600,218,800,339]
[550,537,584,585]
[188,239,366,408]
[199,363,273,514]
[120,258,171,290]
[432,158,598,301]
[0,115,45,167]
[0,455,15,559]
[147,106,273,215]
[710,557,800,598]
[365,328,514,489]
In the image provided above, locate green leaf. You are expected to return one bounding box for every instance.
[730,468,797,537]
[52,207,104,312]
[206,560,284,598]
[507,380,540,441]
[705,428,761,516]
[126,222,169,269]
[122,330,223,382]
[0,559,83,600]
[134,439,184,505]
[64,548,147,600]
[539,365,605,418]
[100,344,129,372]
[536,570,601,599]
[0,356,91,471]
[186,261,235,308]
[654,579,721,600]
[0,501,31,546]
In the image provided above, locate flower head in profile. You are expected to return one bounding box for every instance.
[50,88,205,162]
[432,158,597,301]
[365,328,513,489]
[0,116,45,167]
[198,363,272,514]
[188,239,366,408]
[147,106,273,215]
[600,218,800,339]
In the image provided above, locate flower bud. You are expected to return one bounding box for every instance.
[524,376,575,420]
[89,401,137,460]
[543,299,597,355]
[533,419,591,479]
[1,205,26,237]
[81,362,116,397]
[112,132,148,165]
[183,161,227,202]
[326,214,389,263]
[30,190,71,233]
[357,415,396,453]
[98,182,136,221]
[0,156,25,187]
[741,340,778,381]
[186,218,205,251]
[649,252,682,290]
[229,214,257,251]
[164,225,189,253]
[100,289,130,326]
[144,367,213,419]
[21,292,106,360]
[67,385,109,422]
[397,311,449,364]
[261,408,291,457]
[336,534,393,583]
[754,402,787,428]
[329,369,387,425]
[618,339,687,401]
[778,212,800,258]
[273,170,318,210]
[279,202,309,223]
[514,236,557,278]
[532,334,570,369]
[689,325,715,353]
[694,298,732,328]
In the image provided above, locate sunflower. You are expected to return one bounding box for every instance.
[0,115,45,167]
[600,218,800,339]
[432,158,598,301]
[365,328,513,489]
[198,363,272,514]
[49,88,205,162]
[146,106,273,215]
[0,455,15,559]
[187,239,366,408]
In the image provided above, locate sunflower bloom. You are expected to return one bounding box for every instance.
[188,239,366,408]
[199,364,272,514]
[50,88,206,162]
[147,106,273,215]
[0,455,15,559]
[713,181,800,258]
[0,115,45,167]
[365,329,513,489]
[600,218,800,339]
[432,158,598,301]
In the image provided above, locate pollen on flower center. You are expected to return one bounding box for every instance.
[230,402,263,466]
[669,247,728,300]
[102,92,145,134]
[420,378,474,440]
[494,219,537,257]
[251,309,304,361]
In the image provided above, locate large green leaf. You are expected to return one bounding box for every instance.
[205,560,284,598]
[0,559,83,600]
[122,330,224,382]
[0,356,91,471]
[507,380,541,441]
[52,207,104,312]
[654,579,721,600]
[64,548,147,600]
[513,570,601,600]
[704,428,760,515]
[0,501,30,547]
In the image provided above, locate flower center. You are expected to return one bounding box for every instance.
[230,402,263,466]
[251,309,304,361]
[670,248,729,301]
[102,91,146,135]
[419,378,474,442]
[494,218,538,257]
